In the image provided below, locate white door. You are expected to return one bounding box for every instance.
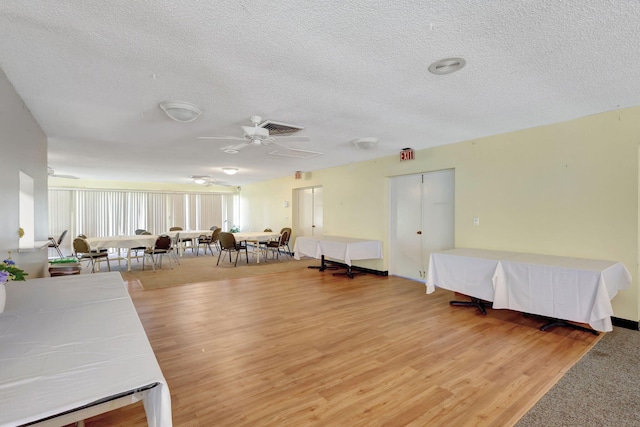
[295,186,323,237]
[389,169,454,281]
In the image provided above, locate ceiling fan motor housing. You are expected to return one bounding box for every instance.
[242,126,269,138]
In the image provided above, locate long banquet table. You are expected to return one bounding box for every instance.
[86,235,158,271]
[426,248,631,332]
[293,235,383,278]
[0,272,172,426]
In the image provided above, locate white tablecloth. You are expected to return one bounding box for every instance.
[86,235,159,270]
[293,235,382,265]
[493,253,632,332]
[86,235,158,249]
[426,248,631,332]
[0,272,172,426]
[233,231,281,242]
[165,230,212,240]
[426,248,519,301]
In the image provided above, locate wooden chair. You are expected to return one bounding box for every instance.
[217,232,248,266]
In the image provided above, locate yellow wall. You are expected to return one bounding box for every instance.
[241,107,640,322]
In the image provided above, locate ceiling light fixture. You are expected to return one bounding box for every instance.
[428,57,466,75]
[190,175,209,184]
[222,168,238,175]
[159,101,202,122]
[352,137,379,150]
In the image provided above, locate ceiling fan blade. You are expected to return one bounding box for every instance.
[197,136,246,141]
[273,135,311,142]
[51,174,79,179]
[220,143,248,154]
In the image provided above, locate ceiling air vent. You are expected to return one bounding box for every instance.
[259,120,304,135]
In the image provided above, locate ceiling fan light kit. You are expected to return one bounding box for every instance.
[159,101,202,122]
[190,175,208,184]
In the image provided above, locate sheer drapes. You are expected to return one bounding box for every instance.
[48,189,236,257]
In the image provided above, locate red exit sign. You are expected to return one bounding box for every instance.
[400,148,414,161]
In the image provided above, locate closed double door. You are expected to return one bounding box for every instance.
[389,169,455,282]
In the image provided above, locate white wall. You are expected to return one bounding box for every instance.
[0,67,49,278]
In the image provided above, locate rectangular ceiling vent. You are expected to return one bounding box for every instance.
[259,120,304,135]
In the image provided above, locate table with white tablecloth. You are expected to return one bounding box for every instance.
[165,230,213,256]
[294,235,383,278]
[426,248,631,333]
[86,235,158,271]
[233,231,281,263]
[0,272,172,426]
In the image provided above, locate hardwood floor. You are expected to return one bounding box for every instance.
[79,267,599,426]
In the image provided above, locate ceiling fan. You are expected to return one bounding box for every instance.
[190,175,233,187]
[198,115,310,154]
[48,167,79,179]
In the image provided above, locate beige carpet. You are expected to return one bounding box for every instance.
[115,251,320,289]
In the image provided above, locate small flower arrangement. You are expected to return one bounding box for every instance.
[0,253,27,282]
[229,225,240,233]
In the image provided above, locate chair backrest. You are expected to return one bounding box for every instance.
[135,229,147,235]
[155,235,172,250]
[73,237,91,254]
[212,228,222,242]
[218,232,237,250]
[77,234,87,239]
[280,228,292,243]
[210,226,219,231]
[169,226,183,231]
[57,230,68,244]
[279,229,290,245]
[264,228,272,232]
[141,231,152,235]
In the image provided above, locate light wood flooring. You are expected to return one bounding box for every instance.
[78,266,599,426]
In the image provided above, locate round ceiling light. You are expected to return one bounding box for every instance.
[428,57,466,75]
[222,168,238,175]
[159,101,202,122]
[352,137,379,150]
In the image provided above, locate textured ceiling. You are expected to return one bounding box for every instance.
[1,1,639,186]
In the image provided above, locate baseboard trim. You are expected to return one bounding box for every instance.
[612,317,639,331]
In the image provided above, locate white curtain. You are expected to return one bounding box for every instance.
[48,189,236,256]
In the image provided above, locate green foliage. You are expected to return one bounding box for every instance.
[0,256,28,282]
